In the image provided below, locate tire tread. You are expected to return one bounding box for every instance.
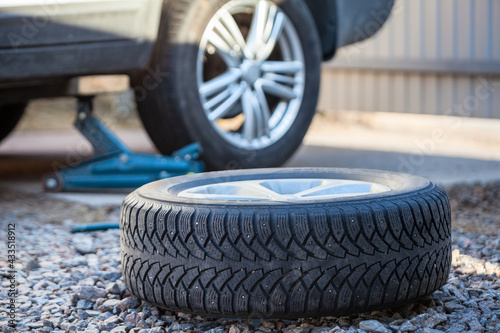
[121,184,451,318]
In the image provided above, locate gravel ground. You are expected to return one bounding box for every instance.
[0,182,499,333]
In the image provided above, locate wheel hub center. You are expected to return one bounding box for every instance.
[240,60,261,85]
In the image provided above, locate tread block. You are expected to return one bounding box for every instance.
[256,212,272,244]
[368,278,384,307]
[189,288,205,311]
[355,234,375,255]
[279,268,303,292]
[308,208,330,244]
[303,235,328,259]
[328,209,345,242]
[398,277,410,301]
[324,236,347,258]
[227,269,247,291]
[260,269,285,294]
[315,266,337,290]
[342,206,361,243]
[211,209,227,245]
[242,269,264,292]
[332,266,351,289]
[396,258,410,280]
[199,267,217,289]
[379,260,396,284]
[301,267,322,289]
[321,284,337,312]
[251,288,268,314]
[220,289,233,313]
[347,264,367,288]
[363,262,381,286]
[265,239,289,261]
[175,284,189,310]
[291,210,310,244]
[337,283,353,311]
[163,280,177,308]
[235,290,249,313]
[269,286,287,314]
[286,241,309,260]
[357,205,376,239]
[341,236,360,256]
[353,282,368,308]
[307,286,322,313]
[289,286,307,314]
[273,210,293,245]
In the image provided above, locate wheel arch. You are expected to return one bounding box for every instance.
[304,0,395,61]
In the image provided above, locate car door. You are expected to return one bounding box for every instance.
[0,0,162,81]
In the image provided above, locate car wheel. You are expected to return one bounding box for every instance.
[134,0,321,170]
[0,103,26,142]
[120,168,452,318]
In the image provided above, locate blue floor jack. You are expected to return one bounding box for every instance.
[43,95,204,192]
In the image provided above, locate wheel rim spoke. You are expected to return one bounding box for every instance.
[262,72,298,85]
[204,85,234,110]
[207,31,240,67]
[254,82,271,136]
[261,60,303,74]
[296,183,377,198]
[257,78,296,100]
[213,20,242,60]
[241,87,257,142]
[219,9,251,59]
[257,11,286,60]
[246,0,269,58]
[200,69,241,97]
[208,82,246,121]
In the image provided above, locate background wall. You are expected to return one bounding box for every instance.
[319,0,500,118]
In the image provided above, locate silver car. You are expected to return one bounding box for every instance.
[0,0,393,169]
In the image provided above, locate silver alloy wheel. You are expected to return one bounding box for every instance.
[197,0,305,150]
[178,178,392,201]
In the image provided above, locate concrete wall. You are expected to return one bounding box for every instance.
[319,0,500,118]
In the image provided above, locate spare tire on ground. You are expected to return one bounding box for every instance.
[120,168,451,318]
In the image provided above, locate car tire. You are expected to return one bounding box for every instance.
[133,0,321,170]
[0,103,25,142]
[120,168,452,318]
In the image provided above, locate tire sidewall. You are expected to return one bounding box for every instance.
[137,167,432,206]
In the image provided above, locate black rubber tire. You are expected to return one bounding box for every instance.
[132,0,321,170]
[0,103,25,142]
[120,168,452,319]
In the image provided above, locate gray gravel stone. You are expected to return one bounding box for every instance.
[99,299,121,312]
[424,314,447,328]
[466,317,484,332]
[358,320,391,333]
[410,314,431,327]
[77,299,94,310]
[73,236,96,254]
[390,320,417,332]
[78,286,107,302]
[111,325,130,333]
[106,281,124,294]
[117,297,141,312]
[421,329,442,333]
[25,258,40,271]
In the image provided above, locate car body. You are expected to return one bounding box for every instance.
[0,0,394,168]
